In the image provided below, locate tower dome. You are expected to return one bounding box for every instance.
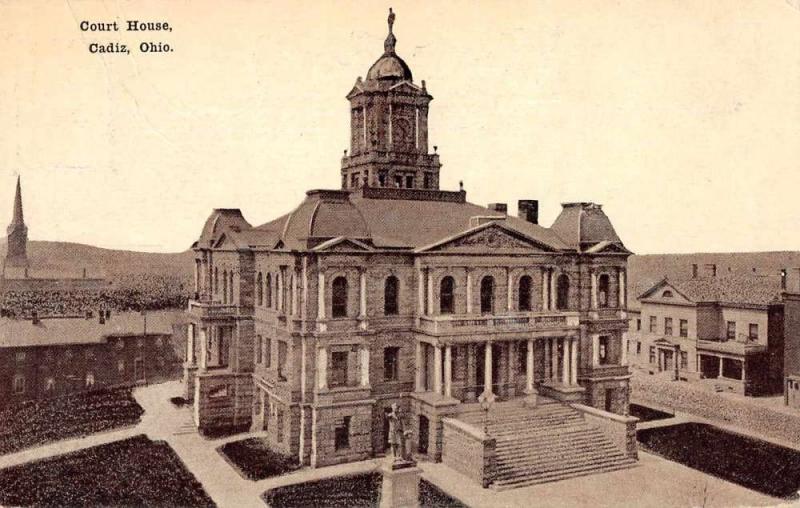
[366,8,412,82]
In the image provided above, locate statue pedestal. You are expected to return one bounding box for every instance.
[379,459,422,508]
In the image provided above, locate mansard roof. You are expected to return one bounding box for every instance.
[550,202,628,253]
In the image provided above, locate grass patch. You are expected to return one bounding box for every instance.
[217,438,299,481]
[263,471,466,508]
[0,434,215,507]
[639,422,800,499]
[0,387,143,455]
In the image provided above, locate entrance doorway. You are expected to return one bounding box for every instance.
[418,415,429,454]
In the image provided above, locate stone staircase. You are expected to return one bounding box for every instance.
[456,398,637,490]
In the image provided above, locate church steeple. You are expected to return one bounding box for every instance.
[341,9,441,191]
[6,176,28,269]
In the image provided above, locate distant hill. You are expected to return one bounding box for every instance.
[0,240,193,282]
[628,251,800,308]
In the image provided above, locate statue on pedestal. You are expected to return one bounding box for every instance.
[387,403,414,467]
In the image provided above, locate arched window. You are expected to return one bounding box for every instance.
[265,273,272,308]
[480,276,495,315]
[440,277,455,314]
[556,274,570,310]
[518,275,532,311]
[222,270,228,304]
[384,276,399,315]
[257,272,264,306]
[85,372,95,388]
[332,276,348,318]
[598,274,610,308]
[662,290,673,298]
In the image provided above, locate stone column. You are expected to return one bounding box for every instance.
[466,268,473,314]
[718,356,723,378]
[618,269,626,308]
[415,342,424,391]
[561,338,569,385]
[433,345,443,395]
[317,272,326,319]
[444,345,452,398]
[591,270,598,310]
[359,270,367,317]
[550,337,558,381]
[592,334,600,367]
[484,341,493,397]
[507,269,513,312]
[550,271,557,311]
[570,337,578,385]
[360,345,370,387]
[621,334,628,366]
[317,347,328,390]
[194,261,200,294]
[187,323,195,366]
[198,327,207,371]
[426,270,434,316]
[417,267,425,316]
[292,271,300,316]
[526,339,535,392]
[541,268,549,311]
[277,273,284,313]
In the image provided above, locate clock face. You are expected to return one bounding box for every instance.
[393,117,413,150]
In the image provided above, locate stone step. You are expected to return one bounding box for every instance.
[492,460,638,490]
[495,436,618,457]
[495,446,627,470]
[491,423,590,440]
[495,451,634,477]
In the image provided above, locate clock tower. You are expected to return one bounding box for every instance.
[341,9,442,191]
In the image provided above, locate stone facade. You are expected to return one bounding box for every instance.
[184,10,632,472]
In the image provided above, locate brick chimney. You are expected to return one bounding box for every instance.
[692,264,699,278]
[31,310,39,325]
[518,200,539,224]
[487,203,507,214]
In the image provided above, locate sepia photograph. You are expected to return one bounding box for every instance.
[1,1,800,506]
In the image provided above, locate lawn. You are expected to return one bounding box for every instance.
[217,437,299,480]
[0,387,143,455]
[0,434,215,507]
[263,471,466,508]
[638,422,800,499]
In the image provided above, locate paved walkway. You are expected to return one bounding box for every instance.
[0,381,789,508]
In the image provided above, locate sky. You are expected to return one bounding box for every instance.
[1,0,799,254]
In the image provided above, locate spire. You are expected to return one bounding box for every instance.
[384,8,397,55]
[11,176,23,226]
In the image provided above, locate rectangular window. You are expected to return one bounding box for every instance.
[749,323,759,341]
[15,351,25,363]
[383,347,400,382]
[12,375,25,394]
[599,336,610,365]
[278,341,288,381]
[277,409,284,443]
[636,342,641,355]
[649,346,656,364]
[335,416,351,450]
[679,319,688,338]
[726,321,736,341]
[664,318,673,336]
[649,316,657,333]
[256,336,263,364]
[680,351,688,369]
[636,319,641,331]
[330,351,348,387]
[265,338,272,368]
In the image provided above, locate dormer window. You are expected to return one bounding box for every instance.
[662,290,673,298]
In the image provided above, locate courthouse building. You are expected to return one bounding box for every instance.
[185,11,637,487]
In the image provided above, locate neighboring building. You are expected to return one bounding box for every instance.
[781,269,800,407]
[184,10,635,484]
[628,273,784,396]
[0,310,183,408]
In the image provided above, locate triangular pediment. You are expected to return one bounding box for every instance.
[583,241,631,255]
[639,279,695,306]
[417,222,554,254]
[388,81,422,95]
[312,236,373,253]
[212,233,242,250]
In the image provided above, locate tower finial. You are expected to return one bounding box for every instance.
[11,176,23,226]
[384,8,397,54]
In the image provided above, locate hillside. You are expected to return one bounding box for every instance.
[628,251,800,308]
[0,240,193,282]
